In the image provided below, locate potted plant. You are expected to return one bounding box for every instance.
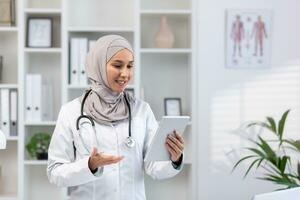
[232,109,300,189]
[26,132,51,160]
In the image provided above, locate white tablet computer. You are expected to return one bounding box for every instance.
[144,116,190,162]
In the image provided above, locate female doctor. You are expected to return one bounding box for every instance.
[47,35,185,200]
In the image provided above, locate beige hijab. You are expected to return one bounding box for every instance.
[82,35,135,125]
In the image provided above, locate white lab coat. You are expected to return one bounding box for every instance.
[47,98,183,200]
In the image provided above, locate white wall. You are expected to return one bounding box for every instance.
[196,0,300,199]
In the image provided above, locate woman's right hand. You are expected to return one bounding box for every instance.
[88,147,124,171]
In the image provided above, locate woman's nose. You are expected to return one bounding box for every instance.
[120,68,130,77]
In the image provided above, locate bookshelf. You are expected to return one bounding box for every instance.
[18,1,63,200]
[0,0,19,198]
[0,0,197,199]
[138,1,196,199]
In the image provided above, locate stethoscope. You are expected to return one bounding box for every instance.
[76,89,135,153]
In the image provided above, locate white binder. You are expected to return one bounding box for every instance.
[79,38,88,85]
[42,82,53,121]
[32,74,42,121]
[70,38,80,85]
[0,89,10,137]
[9,89,17,136]
[25,74,33,121]
[0,129,6,149]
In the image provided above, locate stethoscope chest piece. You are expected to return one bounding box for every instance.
[125,136,135,148]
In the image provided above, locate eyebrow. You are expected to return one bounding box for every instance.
[113,60,134,64]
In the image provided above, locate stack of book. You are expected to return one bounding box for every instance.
[69,38,96,86]
[26,74,53,122]
[0,88,17,137]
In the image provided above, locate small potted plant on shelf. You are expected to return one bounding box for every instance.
[26,132,51,160]
[232,109,300,189]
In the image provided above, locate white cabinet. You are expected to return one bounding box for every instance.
[0,0,197,199]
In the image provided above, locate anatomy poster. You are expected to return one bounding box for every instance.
[226,10,272,68]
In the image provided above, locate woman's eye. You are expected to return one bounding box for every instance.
[128,65,134,69]
[113,65,122,68]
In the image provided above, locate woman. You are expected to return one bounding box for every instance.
[47,35,184,200]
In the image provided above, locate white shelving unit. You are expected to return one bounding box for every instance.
[140,1,196,199]
[17,0,63,200]
[0,0,197,199]
[0,0,19,199]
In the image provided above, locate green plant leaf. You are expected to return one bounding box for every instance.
[258,173,298,188]
[257,136,277,166]
[243,158,260,178]
[284,139,300,152]
[233,109,300,189]
[266,117,277,134]
[250,138,278,168]
[256,159,264,169]
[297,162,300,180]
[232,155,257,173]
[26,132,51,159]
[258,174,284,185]
[259,174,281,182]
[247,147,266,158]
[247,122,273,133]
[267,164,283,176]
[278,156,290,173]
[278,109,290,142]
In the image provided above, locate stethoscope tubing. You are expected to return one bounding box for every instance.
[76,89,133,152]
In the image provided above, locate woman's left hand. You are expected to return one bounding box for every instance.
[165,131,184,162]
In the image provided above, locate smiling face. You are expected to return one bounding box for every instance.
[106,49,134,93]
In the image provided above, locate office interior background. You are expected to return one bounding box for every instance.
[0,0,299,199]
